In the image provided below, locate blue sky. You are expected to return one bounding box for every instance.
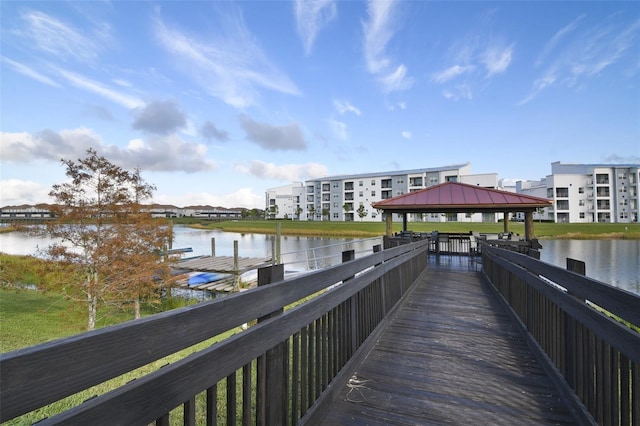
[1,1,639,208]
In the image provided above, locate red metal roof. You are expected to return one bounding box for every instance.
[371,182,552,213]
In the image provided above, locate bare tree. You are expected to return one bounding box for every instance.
[35,149,174,330]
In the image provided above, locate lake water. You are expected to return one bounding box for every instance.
[1,226,638,295]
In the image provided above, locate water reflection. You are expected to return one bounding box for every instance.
[1,226,638,295]
[171,227,383,271]
[539,239,640,294]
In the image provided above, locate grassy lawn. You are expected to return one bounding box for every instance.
[190,219,640,239]
[0,288,87,352]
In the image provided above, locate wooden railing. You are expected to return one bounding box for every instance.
[482,244,640,425]
[1,239,429,425]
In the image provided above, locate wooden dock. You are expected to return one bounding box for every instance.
[319,259,579,425]
[174,255,272,292]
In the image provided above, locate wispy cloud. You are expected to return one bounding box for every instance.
[1,56,60,87]
[442,83,473,101]
[334,99,361,116]
[362,0,413,93]
[431,64,476,84]
[401,131,411,139]
[18,10,108,63]
[431,11,514,101]
[433,39,513,99]
[56,67,143,109]
[295,0,337,55]
[328,118,348,140]
[235,160,328,181]
[153,6,300,108]
[536,14,585,67]
[520,14,640,105]
[481,43,514,77]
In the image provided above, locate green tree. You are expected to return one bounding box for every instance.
[35,149,174,330]
[356,204,368,221]
[268,204,279,219]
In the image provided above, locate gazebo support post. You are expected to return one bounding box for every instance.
[503,211,510,234]
[524,210,534,242]
[402,213,408,232]
[385,213,393,237]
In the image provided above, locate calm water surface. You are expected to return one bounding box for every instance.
[539,239,639,295]
[1,227,638,295]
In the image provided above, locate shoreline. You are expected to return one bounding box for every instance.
[187,223,640,240]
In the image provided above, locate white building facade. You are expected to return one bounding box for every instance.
[266,163,506,223]
[265,182,305,220]
[518,162,639,223]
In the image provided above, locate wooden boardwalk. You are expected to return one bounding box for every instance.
[319,258,579,425]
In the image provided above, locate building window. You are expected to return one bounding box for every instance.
[578,187,584,194]
[359,191,363,197]
[556,200,569,210]
[579,200,585,206]
[556,187,569,197]
[596,174,609,184]
[371,180,375,186]
[359,180,363,186]
[596,187,610,197]
[579,212,585,219]
[322,183,330,191]
[597,200,610,210]
[371,191,376,197]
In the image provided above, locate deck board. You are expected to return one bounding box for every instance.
[319,263,578,425]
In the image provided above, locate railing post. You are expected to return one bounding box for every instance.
[566,258,586,276]
[256,264,286,426]
[342,249,358,354]
[373,245,387,314]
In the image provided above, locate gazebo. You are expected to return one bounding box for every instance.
[371,182,553,243]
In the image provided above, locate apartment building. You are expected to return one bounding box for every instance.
[265,182,305,220]
[517,162,639,223]
[266,163,507,223]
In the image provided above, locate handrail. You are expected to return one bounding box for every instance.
[482,243,640,425]
[484,246,640,326]
[1,239,429,424]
